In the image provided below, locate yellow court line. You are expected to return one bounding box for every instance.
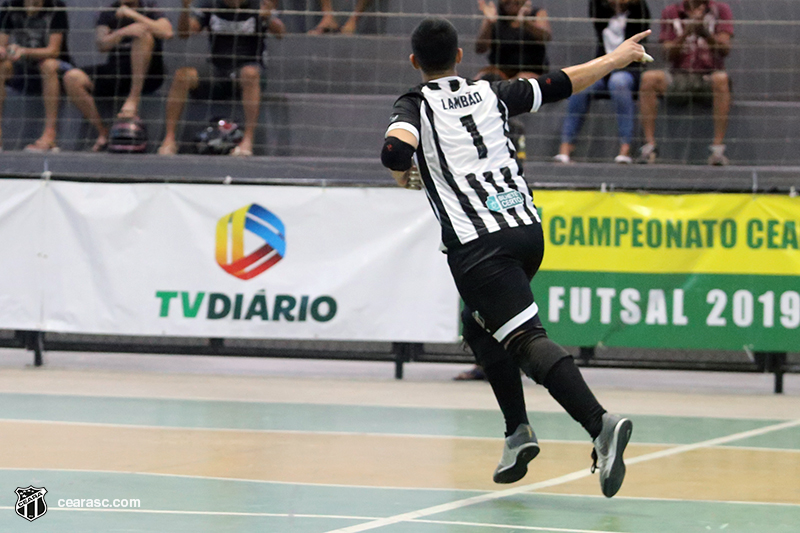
[323,418,800,533]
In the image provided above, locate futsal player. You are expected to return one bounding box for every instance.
[381,18,652,497]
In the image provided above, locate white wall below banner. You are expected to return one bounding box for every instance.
[0,180,460,343]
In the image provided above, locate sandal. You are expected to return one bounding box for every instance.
[24,139,59,153]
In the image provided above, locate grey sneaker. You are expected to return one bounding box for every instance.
[636,143,657,164]
[591,413,633,498]
[493,424,540,484]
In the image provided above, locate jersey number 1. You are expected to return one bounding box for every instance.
[460,115,488,160]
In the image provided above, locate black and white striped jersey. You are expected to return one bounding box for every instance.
[386,75,543,249]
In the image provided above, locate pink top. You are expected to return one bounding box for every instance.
[660,0,734,72]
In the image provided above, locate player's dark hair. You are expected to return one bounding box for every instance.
[411,18,459,74]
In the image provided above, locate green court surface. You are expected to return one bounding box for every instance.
[0,391,798,532]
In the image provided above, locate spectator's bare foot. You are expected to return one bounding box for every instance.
[308,15,339,34]
[157,141,178,156]
[231,145,253,157]
[117,99,139,119]
[25,133,59,153]
[91,135,109,152]
[340,17,358,34]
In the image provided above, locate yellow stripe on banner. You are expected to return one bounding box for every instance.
[534,191,800,276]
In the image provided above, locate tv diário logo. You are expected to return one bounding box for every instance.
[156,202,337,323]
[216,203,286,280]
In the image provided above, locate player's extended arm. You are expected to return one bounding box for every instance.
[563,29,652,94]
[382,128,419,189]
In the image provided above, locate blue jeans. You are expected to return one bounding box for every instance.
[560,70,635,146]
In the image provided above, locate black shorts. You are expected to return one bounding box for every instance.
[6,59,73,94]
[447,223,545,343]
[189,63,262,101]
[84,59,164,98]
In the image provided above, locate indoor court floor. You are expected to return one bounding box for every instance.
[0,350,798,533]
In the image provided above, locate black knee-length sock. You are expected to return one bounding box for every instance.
[543,357,606,440]
[483,357,529,437]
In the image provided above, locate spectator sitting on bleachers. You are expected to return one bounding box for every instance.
[307,0,373,35]
[637,0,733,165]
[157,0,285,157]
[0,0,71,152]
[555,0,650,165]
[63,0,173,152]
[475,0,551,80]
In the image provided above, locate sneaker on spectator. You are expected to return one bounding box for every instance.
[708,144,729,166]
[493,423,540,484]
[636,143,657,164]
[553,154,570,164]
[614,154,633,164]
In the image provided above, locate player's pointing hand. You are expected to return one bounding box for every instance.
[611,29,654,69]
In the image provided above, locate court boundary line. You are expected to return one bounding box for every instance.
[4,467,799,508]
[3,466,800,508]
[322,418,800,533]
[0,506,630,532]
[0,388,796,420]
[2,418,797,452]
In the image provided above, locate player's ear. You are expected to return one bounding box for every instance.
[410,54,420,71]
[455,48,464,65]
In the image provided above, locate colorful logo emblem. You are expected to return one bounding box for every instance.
[15,486,48,522]
[216,204,286,280]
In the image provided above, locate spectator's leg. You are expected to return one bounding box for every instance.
[63,68,109,151]
[236,65,261,156]
[158,67,199,155]
[309,0,339,34]
[340,0,374,34]
[710,71,730,145]
[608,71,635,159]
[26,59,61,150]
[557,79,599,160]
[119,31,155,118]
[0,59,12,148]
[639,69,667,147]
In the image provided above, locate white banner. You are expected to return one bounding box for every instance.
[0,180,44,329]
[0,180,460,342]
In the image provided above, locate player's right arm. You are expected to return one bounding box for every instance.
[563,30,652,93]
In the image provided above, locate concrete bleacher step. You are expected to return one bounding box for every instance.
[4,91,800,164]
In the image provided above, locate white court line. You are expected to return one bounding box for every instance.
[323,418,800,533]
[0,506,376,520]
[414,519,631,533]
[2,418,798,453]
[0,506,626,532]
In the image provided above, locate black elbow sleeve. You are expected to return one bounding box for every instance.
[538,70,573,104]
[381,137,416,172]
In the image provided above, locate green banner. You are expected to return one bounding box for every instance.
[533,272,799,351]
[532,191,800,351]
